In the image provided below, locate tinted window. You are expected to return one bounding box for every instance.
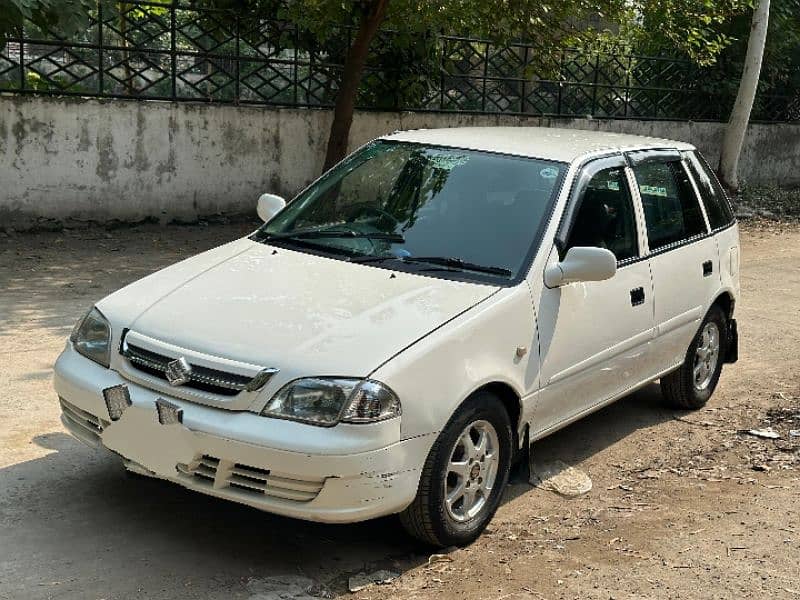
[566,166,638,262]
[261,141,566,281]
[686,151,734,230]
[633,161,707,250]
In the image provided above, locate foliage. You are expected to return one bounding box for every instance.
[205,0,774,111]
[715,0,800,101]
[631,0,799,119]
[0,0,94,44]
[181,2,603,111]
[628,0,756,65]
[264,0,766,63]
[275,0,624,47]
[190,0,446,109]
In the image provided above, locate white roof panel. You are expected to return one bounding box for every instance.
[381,127,695,163]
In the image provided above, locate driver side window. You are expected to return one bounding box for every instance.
[566,166,639,262]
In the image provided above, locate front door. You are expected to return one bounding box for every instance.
[532,155,656,438]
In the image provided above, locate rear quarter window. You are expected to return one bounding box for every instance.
[685,151,735,230]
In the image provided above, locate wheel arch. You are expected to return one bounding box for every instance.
[464,381,524,450]
[711,290,736,320]
[710,289,738,364]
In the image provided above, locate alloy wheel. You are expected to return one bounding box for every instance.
[443,419,500,522]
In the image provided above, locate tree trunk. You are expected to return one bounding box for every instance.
[718,0,770,193]
[322,0,389,172]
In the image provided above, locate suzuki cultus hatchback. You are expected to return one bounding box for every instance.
[55,127,739,546]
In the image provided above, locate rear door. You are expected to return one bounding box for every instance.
[627,150,718,373]
[683,150,740,301]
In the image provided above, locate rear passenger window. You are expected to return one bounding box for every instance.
[685,151,735,230]
[633,161,707,250]
[566,166,638,262]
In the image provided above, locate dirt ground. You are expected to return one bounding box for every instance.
[0,221,798,600]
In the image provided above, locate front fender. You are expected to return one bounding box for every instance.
[370,285,539,441]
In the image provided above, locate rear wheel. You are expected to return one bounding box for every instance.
[399,391,513,547]
[661,304,727,410]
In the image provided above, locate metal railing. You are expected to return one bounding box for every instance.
[1,1,797,122]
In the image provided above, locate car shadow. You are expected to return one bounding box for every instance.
[504,382,673,498]
[1,383,674,599]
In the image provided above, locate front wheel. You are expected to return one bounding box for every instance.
[661,304,728,410]
[399,391,513,547]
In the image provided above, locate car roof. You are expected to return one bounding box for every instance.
[381,127,695,163]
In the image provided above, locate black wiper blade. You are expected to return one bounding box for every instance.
[349,255,402,264]
[263,229,405,243]
[252,234,354,255]
[350,254,512,277]
[404,256,513,277]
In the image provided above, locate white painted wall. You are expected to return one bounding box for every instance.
[1,95,798,229]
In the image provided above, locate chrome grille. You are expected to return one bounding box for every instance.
[123,343,252,397]
[177,455,325,503]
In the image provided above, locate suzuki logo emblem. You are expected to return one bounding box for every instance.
[165,357,192,386]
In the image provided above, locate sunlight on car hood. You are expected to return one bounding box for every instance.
[97,238,499,377]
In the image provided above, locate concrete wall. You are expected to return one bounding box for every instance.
[2,95,799,229]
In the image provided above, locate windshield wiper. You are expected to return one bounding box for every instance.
[261,229,405,244]
[407,256,513,277]
[351,255,512,277]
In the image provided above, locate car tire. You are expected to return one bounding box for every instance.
[399,390,513,547]
[661,304,728,410]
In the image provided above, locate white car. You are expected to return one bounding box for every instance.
[54,127,739,546]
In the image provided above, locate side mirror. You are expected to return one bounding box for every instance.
[544,246,617,288]
[257,193,286,223]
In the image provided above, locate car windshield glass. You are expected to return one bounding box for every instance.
[257,141,566,281]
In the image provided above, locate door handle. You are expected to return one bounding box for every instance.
[630,287,645,307]
[703,260,713,277]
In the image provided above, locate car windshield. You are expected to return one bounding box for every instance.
[256,140,566,282]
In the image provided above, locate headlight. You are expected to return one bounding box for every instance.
[70,307,111,368]
[261,378,401,427]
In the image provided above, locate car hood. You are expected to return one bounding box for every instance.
[99,238,499,378]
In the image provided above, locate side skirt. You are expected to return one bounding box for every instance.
[527,362,683,443]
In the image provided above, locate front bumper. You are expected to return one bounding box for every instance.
[53,344,433,524]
